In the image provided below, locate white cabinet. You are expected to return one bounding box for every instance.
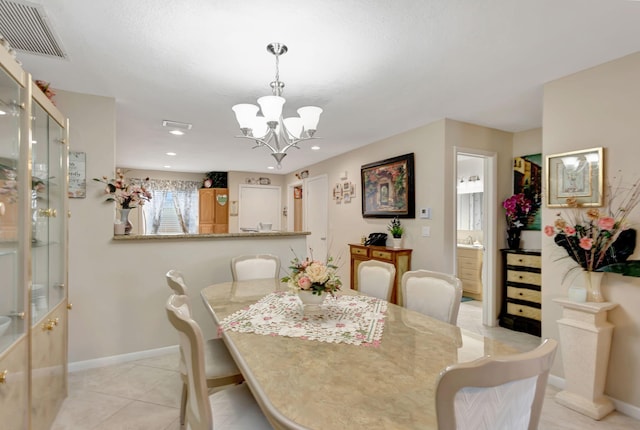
[0,45,69,429]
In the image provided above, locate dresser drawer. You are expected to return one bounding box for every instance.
[507,286,541,304]
[457,247,482,259]
[458,257,481,270]
[351,247,369,257]
[507,302,541,321]
[458,267,480,281]
[371,250,392,261]
[462,280,482,294]
[506,253,541,269]
[507,270,541,286]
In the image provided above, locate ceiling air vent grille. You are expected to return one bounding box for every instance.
[0,0,67,59]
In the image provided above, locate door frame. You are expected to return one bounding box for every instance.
[454,147,498,327]
[286,180,303,232]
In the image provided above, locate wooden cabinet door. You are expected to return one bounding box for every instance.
[199,188,228,233]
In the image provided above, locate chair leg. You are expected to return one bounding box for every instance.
[180,381,187,426]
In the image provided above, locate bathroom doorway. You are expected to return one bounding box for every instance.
[455,149,498,327]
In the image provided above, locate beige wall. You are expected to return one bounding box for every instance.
[542,52,640,407]
[57,90,307,363]
[283,119,514,323]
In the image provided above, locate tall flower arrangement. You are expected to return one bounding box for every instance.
[544,176,640,276]
[93,169,152,209]
[503,193,533,230]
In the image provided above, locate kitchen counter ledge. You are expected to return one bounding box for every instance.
[112,231,310,241]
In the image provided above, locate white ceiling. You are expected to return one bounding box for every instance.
[11,0,640,174]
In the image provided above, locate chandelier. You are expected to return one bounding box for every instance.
[232,43,323,168]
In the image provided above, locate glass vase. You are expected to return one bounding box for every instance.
[116,208,133,235]
[297,290,326,317]
[584,270,605,303]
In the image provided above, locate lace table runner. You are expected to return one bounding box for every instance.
[219,292,388,346]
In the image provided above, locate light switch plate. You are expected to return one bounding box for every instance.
[420,208,431,219]
[422,226,431,237]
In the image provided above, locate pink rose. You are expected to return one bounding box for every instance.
[297,276,311,290]
[563,226,576,235]
[598,217,615,231]
[579,237,593,250]
[544,225,555,237]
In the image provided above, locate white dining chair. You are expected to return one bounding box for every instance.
[231,254,281,281]
[435,338,558,430]
[165,270,244,427]
[357,259,395,302]
[165,294,272,430]
[401,269,463,325]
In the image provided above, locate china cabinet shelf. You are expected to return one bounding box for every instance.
[0,44,69,430]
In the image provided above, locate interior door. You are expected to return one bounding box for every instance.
[238,184,281,231]
[304,175,328,260]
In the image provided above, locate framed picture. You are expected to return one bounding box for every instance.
[361,153,415,218]
[68,151,86,198]
[514,153,542,230]
[546,147,603,207]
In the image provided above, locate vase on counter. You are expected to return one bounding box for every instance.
[116,208,133,235]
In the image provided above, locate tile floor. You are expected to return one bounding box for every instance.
[51,300,639,429]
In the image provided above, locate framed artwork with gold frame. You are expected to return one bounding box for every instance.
[545,147,603,208]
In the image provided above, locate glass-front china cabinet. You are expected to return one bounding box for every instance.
[0,43,69,429]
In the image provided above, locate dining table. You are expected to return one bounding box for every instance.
[200,279,520,430]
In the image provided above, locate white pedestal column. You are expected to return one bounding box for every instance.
[553,298,617,420]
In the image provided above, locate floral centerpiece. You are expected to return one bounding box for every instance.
[93,169,152,209]
[282,253,342,296]
[387,216,404,238]
[544,176,640,301]
[503,193,533,249]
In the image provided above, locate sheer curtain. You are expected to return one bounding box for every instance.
[133,178,200,234]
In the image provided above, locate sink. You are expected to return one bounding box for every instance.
[0,316,10,337]
[457,244,483,249]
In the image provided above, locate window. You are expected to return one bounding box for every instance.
[138,178,200,235]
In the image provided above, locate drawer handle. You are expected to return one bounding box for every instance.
[518,258,523,263]
[518,309,523,313]
[519,292,523,296]
[519,275,523,279]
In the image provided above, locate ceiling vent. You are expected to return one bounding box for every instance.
[0,0,67,59]
[162,120,192,131]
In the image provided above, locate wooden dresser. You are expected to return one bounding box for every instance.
[457,246,483,300]
[499,249,542,336]
[349,244,412,305]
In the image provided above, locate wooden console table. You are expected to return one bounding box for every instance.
[349,244,412,305]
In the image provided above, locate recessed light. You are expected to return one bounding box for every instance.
[0,110,6,116]
[166,152,177,156]
[169,130,184,136]
[267,166,275,170]
[311,145,320,150]
[164,165,172,169]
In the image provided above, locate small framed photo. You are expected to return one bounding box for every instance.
[545,147,603,207]
[333,184,343,200]
[343,193,351,203]
[343,181,351,193]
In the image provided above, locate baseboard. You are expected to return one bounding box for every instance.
[548,374,640,420]
[68,345,178,373]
